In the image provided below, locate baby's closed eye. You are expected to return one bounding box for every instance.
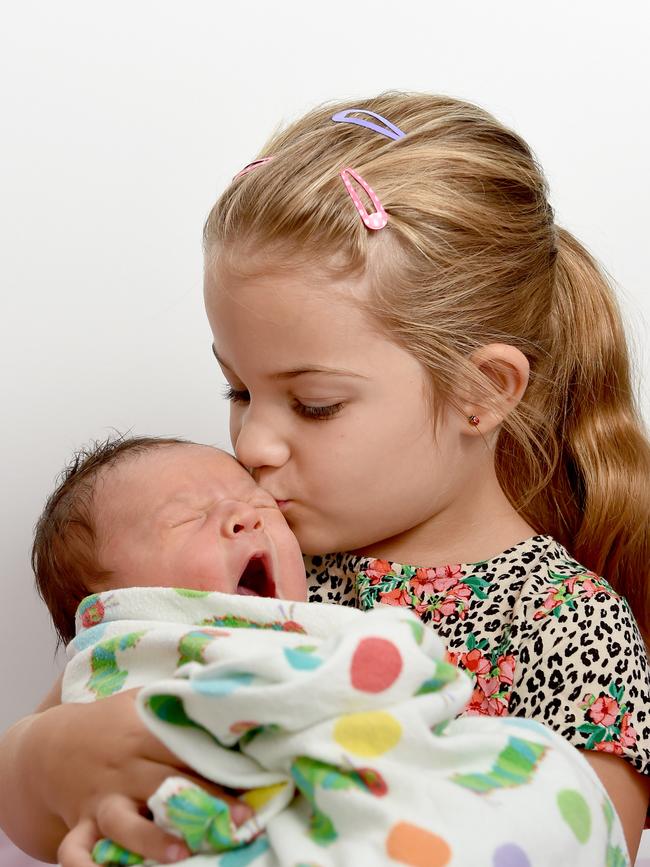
[167,513,206,528]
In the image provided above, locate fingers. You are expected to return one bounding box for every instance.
[58,818,100,867]
[134,759,252,826]
[58,802,191,867]
[95,794,190,864]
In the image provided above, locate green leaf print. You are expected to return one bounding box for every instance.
[416,661,460,695]
[462,575,490,599]
[603,798,629,867]
[576,722,601,735]
[290,756,387,845]
[401,618,425,645]
[86,631,146,698]
[166,786,235,852]
[608,682,624,703]
[92,838,143,865]
[178,629,221,667]
[146,694,201,728]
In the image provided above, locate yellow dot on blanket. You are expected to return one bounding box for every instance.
[333,711,402,756]
[240,781,288,811]
[386,822,451,866]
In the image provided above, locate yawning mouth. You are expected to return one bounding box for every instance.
[236,554,277,598]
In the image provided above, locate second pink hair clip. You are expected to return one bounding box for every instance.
[233,157,273,181]
[339,167,388,231]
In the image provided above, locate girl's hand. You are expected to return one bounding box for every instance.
[25,691,252,864]
[58,813,189,867]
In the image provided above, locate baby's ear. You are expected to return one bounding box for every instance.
[458,343,530,436]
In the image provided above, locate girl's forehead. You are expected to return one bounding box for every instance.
[204,265,388,368]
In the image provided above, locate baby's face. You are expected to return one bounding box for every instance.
[92,444,307,601]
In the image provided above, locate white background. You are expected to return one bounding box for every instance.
[1,0,648,737]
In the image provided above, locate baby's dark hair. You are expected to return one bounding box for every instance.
[32,434,188,645]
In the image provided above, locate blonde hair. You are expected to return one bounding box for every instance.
[204,92,650,635]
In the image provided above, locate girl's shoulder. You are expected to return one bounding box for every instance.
[503,538,650,775]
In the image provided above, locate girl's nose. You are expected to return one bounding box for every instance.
[233,416,290,470]
[219,500,264,538]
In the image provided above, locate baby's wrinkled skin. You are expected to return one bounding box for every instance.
[92,443,307,601]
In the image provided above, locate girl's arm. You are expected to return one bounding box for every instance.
[584,752,650,862]
[0,677,67,857]
[0,710,68,859]
[0,689,250,865]
[508,560,650,861]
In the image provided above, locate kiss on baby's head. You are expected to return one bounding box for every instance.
[32,436,307,644]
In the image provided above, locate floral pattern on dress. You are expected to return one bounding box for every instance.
[447,631,515,717]
[532,565,618,621]
[357,560,490,623]
[578,682,638,756]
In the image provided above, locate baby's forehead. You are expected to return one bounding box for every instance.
[197,446,256,485]
[156,443,264,501]
[100,443,254,492]
[95,443,263,520]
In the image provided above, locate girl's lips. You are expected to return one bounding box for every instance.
[274,499,292,512]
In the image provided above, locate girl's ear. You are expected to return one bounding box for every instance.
[460,344,530,436]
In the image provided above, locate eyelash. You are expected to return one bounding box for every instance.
[222,386,344,421]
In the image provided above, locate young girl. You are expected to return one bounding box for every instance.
[1,92,649,866]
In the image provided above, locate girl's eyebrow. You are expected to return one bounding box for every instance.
[211,344,368,380]
[273,367,368,380]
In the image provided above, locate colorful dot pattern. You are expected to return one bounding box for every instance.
[75,590,626,867]
[333,710,402,757]
[350,636,403,692]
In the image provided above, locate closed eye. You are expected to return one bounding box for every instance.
[223,385,250,403]
[169,514,205,528]
[292,400,344,420]
[223,384,344,421]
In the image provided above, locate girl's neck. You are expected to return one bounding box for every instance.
[351,466,537,567]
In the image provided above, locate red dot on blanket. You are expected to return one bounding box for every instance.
[350,637,403,692]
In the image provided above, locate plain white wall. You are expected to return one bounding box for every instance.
[1,0,648,733]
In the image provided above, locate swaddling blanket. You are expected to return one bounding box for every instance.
[63,588,628,866]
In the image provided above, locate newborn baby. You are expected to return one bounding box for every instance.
[34,436,629,867]
[33,435,307,646]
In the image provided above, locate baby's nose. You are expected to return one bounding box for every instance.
[219,500,264,538]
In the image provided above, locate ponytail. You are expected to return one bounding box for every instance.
[505,228,650,636]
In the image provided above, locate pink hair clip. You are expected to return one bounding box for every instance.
[233,157,273,181]
[339,167,388,231]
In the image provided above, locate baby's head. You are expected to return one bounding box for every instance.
[33,436,307,643]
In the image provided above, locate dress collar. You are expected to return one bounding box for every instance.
[305,535,554,593]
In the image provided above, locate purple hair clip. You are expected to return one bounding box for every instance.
[340,167,388,231]
[332,108,405,141]
[233,157,273,181]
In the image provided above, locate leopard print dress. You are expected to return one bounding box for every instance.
[305,534,650,775]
